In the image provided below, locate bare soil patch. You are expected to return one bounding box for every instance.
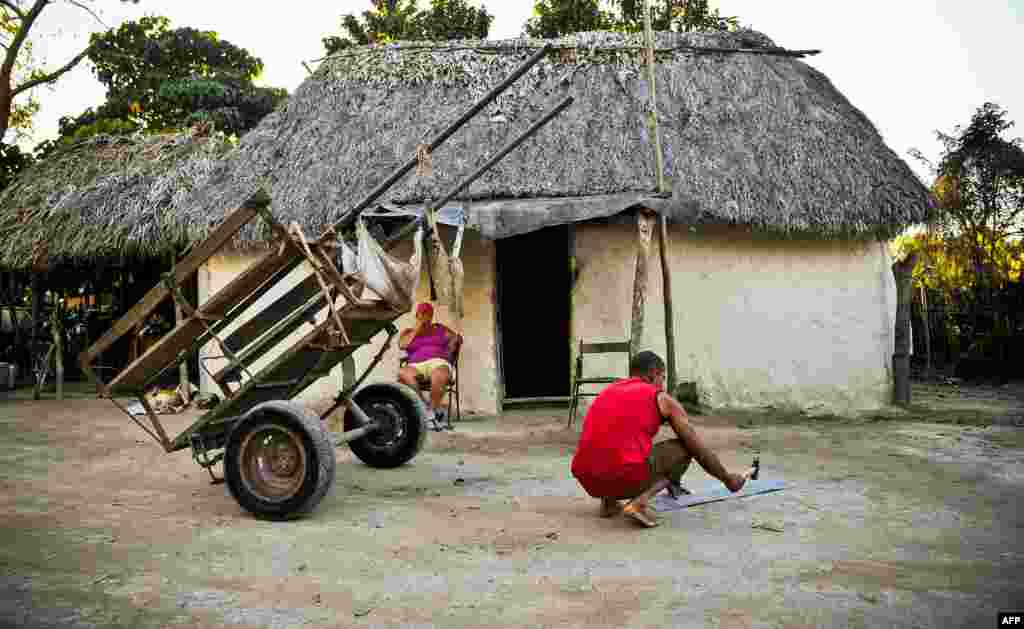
[1,381,1021,628]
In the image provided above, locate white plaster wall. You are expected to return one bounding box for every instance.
[573,222,897,415]
[198,223,897,416]
[197,229,500,415]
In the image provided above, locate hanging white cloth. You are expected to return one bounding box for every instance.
[340,220,423,312]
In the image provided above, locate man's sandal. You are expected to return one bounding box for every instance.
[622,502,659,528]
[666,482,691,499]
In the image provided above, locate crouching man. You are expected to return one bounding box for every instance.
[571,351,754,527]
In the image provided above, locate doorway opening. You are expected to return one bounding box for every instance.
[496,225,571,401]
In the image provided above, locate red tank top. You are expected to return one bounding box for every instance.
[570,377,662,498]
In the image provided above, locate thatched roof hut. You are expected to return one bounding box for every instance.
[181,29,932,241]
[0,131,235,270]
[159,29,930,416]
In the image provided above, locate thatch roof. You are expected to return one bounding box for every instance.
[185,29,931,241]
[0,131,235,269]
[0,30,933,269]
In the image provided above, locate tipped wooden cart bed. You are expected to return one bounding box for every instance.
[77,45,573,519]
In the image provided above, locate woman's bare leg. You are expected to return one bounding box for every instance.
[429,365,451,411]
[398,366,428,405]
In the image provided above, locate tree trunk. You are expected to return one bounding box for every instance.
[0,76,13,142]
[892,252,918,405]
[630,211,656,358]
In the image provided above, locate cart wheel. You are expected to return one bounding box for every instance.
[225,401,336,520]
[345,382,428,469]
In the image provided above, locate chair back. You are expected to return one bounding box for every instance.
[568,339,631,427]
[575,340,631,377]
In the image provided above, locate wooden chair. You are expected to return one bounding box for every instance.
[567,340,631,427]
[399,342,461,424]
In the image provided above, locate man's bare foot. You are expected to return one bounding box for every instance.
[622,501,658,528]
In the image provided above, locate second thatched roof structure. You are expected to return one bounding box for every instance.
[0,131,235,270]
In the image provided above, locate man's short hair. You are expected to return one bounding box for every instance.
[629,351,665,376]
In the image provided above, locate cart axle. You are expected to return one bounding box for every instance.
[333,421,379,446]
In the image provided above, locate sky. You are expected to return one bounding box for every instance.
[23,0,1024,184]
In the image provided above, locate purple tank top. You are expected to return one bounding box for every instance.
[406,324,449,364]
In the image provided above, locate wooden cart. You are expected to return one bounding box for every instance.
[78,46,572,520]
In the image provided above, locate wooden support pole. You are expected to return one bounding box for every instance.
[892,252,918,406]
[30,272,42,400]
[631,211,656,358]
[641,0,677,387]
[920,284,932,377]
[656,214,676,390]
[641,0,667,196]
[49,304,63,401]
[175,290,190,402]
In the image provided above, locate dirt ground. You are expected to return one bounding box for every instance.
[1,381,1022,629]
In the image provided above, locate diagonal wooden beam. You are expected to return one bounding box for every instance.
[103,239,301,395]
[79,191,269,379]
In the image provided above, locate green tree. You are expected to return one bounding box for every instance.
[525,0,737,37]
[903,103,1024,369]
[524,0,612,38]
[415,0,493,41]
[612,0,738,32]
[910,103,1024,289]
[55,15,286,142]
[0,140,32,191]
[892,228,1023,295]
[0,0,140,142]
[323,0,425,53]
[322,0,493,55]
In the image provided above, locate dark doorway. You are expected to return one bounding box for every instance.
[496,225,571,400]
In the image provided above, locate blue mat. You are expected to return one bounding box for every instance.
[652,478,786,512]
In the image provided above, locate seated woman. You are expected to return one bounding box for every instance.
[398,302,461,430]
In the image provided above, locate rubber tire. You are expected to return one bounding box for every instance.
[225,400,336,520]
[345,382,428,469]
